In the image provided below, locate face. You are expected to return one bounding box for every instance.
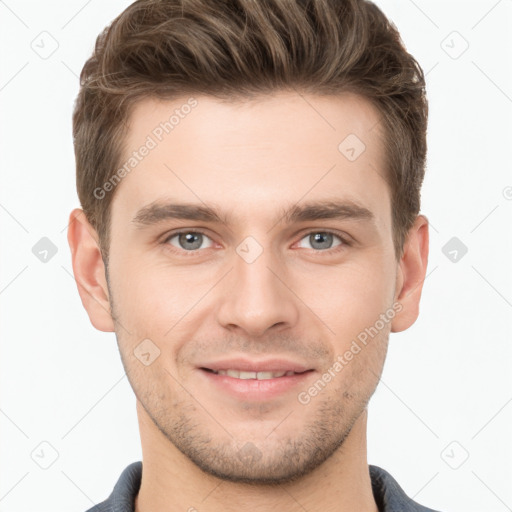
[105,91,399,484]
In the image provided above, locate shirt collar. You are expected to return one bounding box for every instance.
[87,461,440,512]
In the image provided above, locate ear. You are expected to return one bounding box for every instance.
[390,214,429,333]
[67,208,115,332]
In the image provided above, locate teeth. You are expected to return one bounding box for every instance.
[213,369,296,380]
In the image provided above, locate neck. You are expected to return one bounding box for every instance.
[134,402,378,512]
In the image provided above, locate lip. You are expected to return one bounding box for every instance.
[197,357,315,401]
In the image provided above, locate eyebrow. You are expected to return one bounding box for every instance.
[132,199,376,228]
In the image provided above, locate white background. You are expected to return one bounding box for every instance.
[0,1,511,511]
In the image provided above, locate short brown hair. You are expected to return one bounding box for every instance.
[72,0,428,261]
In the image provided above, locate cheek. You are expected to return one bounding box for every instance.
[109,259,209,341]
[293,256,396,340]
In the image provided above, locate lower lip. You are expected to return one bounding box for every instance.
[198,369,315,401]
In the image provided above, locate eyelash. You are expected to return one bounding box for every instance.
[161,229,352,256]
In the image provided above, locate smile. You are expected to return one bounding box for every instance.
[203,368,303,380]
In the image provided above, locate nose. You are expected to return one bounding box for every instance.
[216,242,300,337]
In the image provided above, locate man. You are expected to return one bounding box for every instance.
[67,0,438,510]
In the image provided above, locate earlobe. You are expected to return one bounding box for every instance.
[390,215,429,333]
[67,208,115,332]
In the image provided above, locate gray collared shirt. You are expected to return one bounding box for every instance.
[85,461,442,512]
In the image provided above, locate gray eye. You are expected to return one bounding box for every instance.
[168,232,213,251]
[298,232,342,251]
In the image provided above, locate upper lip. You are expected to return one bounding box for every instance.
[199,357,313,373]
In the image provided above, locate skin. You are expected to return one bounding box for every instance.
[67,91,429,512]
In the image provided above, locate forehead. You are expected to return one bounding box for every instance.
[112,91,390,228]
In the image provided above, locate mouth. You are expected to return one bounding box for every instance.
[201,368,311,380]
[197,359,316,401]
